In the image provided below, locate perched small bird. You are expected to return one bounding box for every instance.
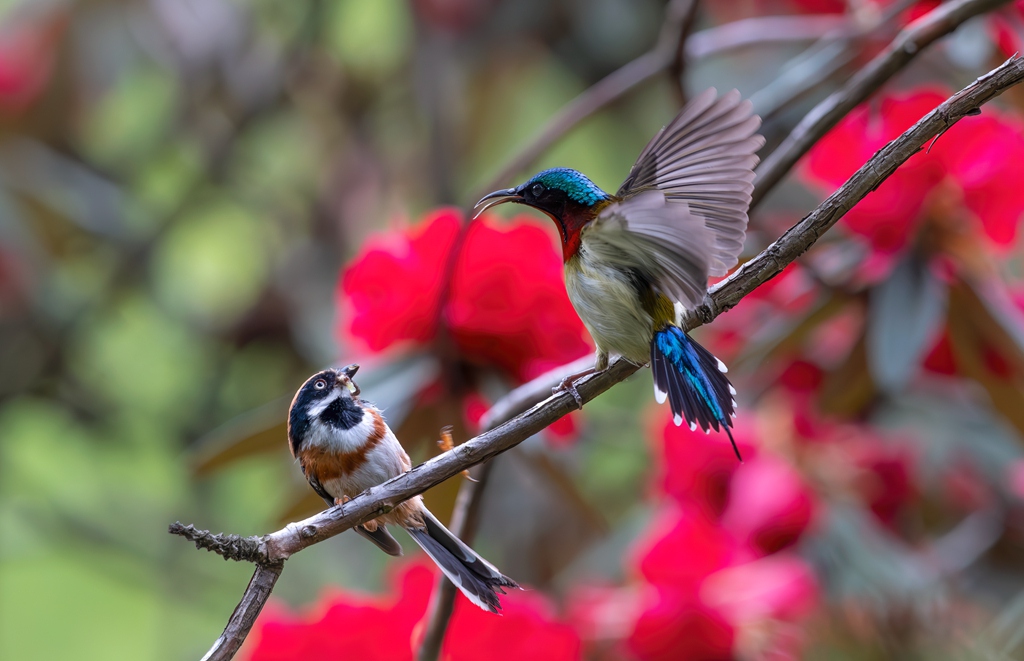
[474,89,763,461]
[288,364,518,612]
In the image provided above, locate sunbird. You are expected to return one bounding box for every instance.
[474,89,763,460]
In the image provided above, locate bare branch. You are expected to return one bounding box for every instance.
[174,55,1024,661]
[686,14,847,60]
[668,0,701,105]
[169,522,267,563]
[200,563,284,661]
[752,0,1012,208]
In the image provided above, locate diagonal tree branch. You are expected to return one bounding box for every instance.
[751,0,1011,209]
[172,54,1024,661]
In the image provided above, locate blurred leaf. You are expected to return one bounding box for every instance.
[734,290,847,373]
[275,487,327,525]
[0,551,160,661]
[132,143,203,218]
[819,335,876,417]
[963,279,1024,374]
[0,138,130,239]
[191,398,289,476]
[480,448,608,587]
[327,0,412,74]
[981,588,1024,659]
[79,66,177,168]
[69,295,214,420]
[152,198,272,328]
[876,389,1022,491]
[231,114,322,209]
[804,503,939,614]
[218,342,299,417]
[867,254,947,393]
[518,450,608,535]
[947,282,1024,439]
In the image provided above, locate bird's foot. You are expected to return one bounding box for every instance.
[555,376,584,409]
[334,495,350,514]
[552,367,597,410]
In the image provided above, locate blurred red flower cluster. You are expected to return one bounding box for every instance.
[622,417,819,661]
[803,89,1024,280]
[339,208,591,383]
[244,563,581,661]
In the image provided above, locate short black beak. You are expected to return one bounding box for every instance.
[341,363,359,379]
[472,188,521,219]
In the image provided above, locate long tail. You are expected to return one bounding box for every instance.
[651,325,741,461]
[406,510,519,613]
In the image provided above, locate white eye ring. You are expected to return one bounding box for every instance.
[314,379,327,390]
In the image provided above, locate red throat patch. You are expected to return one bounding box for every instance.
[555,201,608,262]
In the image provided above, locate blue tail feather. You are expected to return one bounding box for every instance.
[651,326,741,462]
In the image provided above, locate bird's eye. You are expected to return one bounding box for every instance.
[314,379,327,390]
[531,183,545,197]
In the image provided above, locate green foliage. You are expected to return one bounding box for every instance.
[152,199,273,328]
[327,0,412,74]
[80,66,178,169]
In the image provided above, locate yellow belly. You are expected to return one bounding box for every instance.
[565,254,656,364]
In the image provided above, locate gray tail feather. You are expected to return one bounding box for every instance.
[355,524,403,557]
[406,510,519,613]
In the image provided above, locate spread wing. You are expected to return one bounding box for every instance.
[617,88,763,277]
[582,190,711,309]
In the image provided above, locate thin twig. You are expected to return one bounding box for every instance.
[668,0,701,106]
[686,14,847,60]
[751,0,1011,209]
[749,0,919,122]
[200,563,284,661]
[173,55,1024,661]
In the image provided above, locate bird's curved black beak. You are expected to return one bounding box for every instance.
[472,188,522,219]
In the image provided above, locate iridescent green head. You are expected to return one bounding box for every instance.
[472,168,611,220]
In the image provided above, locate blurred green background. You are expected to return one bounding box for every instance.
[2,0,1023,659]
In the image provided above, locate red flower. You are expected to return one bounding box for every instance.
[444,591,581,661]
[720,456,816,556]
[342,211,455,351]
[246,564,434,661]
[339,209,591,383]
[849,439,917,526]
[635,507,734,592]
[803,90,1024,269]
[627,588,734,661]
[655,413,756,519]
[701,554,819,660]
[992,2,1024,56]
[922,330,958,375]
[702,553,818,626]
[245,563,581,661]
[447,216,591,380]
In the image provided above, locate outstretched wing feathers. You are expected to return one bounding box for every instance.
[583,190,711,309]
[602,88,765,294]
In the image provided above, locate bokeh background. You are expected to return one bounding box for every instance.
[3,0,1024,659]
